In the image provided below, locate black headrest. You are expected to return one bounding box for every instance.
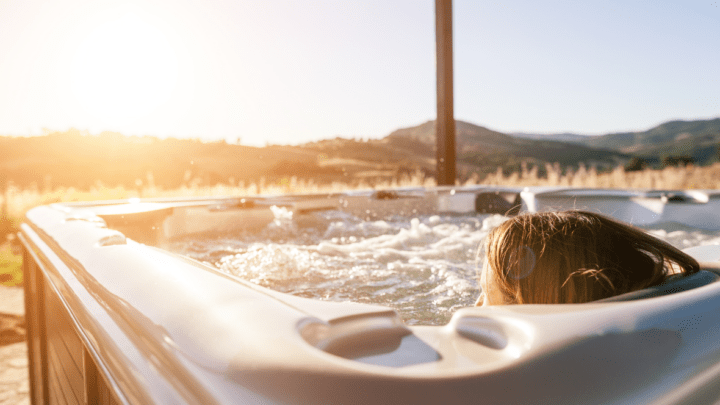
[595,270,720,303]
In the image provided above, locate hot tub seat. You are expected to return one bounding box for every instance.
[597,267,720,303]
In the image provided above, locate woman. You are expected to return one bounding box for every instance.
[476,210,700,305]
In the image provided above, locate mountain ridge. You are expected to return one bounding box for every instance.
[382,119,628,169]
[1,117,718,191]
[508,118,720,159]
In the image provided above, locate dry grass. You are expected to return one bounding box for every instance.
[476,162,720,190]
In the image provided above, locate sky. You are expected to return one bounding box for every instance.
[0,0,718,146]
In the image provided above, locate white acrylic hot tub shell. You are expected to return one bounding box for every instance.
[19,186,720,404]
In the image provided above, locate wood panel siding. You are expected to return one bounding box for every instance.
[45,281,84,404]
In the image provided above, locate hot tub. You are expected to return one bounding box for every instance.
[19,186,720,404]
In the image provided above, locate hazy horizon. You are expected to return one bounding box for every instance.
[1,0,718,146]
[5,115,720,147]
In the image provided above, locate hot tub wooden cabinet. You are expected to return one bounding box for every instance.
[20,187,720,404]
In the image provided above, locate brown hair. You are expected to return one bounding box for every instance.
[480,210,700,304]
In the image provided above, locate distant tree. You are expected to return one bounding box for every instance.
[662,155,694,168]
[624,157,648,172]
[681,156,695,166]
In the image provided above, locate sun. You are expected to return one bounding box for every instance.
[72,12,179,126]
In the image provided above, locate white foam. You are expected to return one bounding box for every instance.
[170,212,720,326]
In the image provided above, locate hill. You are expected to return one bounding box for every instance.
[0,130,333,190]
[7,118,716,192]
[511,132,591,143]
[509,118,720,166]
[582,118,720,154]
[383,120,628,175]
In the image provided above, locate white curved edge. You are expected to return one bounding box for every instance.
[21,186,720,405]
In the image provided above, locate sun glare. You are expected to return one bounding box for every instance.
[72,12,179,125]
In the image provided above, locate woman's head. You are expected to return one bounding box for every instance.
[477,210,700,305]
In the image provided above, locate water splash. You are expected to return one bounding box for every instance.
[169,212,720,325]
[170,212,509,325]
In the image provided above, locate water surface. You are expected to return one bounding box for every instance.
[169,208,720,325]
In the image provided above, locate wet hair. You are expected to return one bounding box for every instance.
[480,210,700,304]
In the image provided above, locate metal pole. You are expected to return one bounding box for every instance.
[435,0,455,186]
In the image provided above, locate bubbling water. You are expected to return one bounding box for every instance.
[169,209,720,325]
